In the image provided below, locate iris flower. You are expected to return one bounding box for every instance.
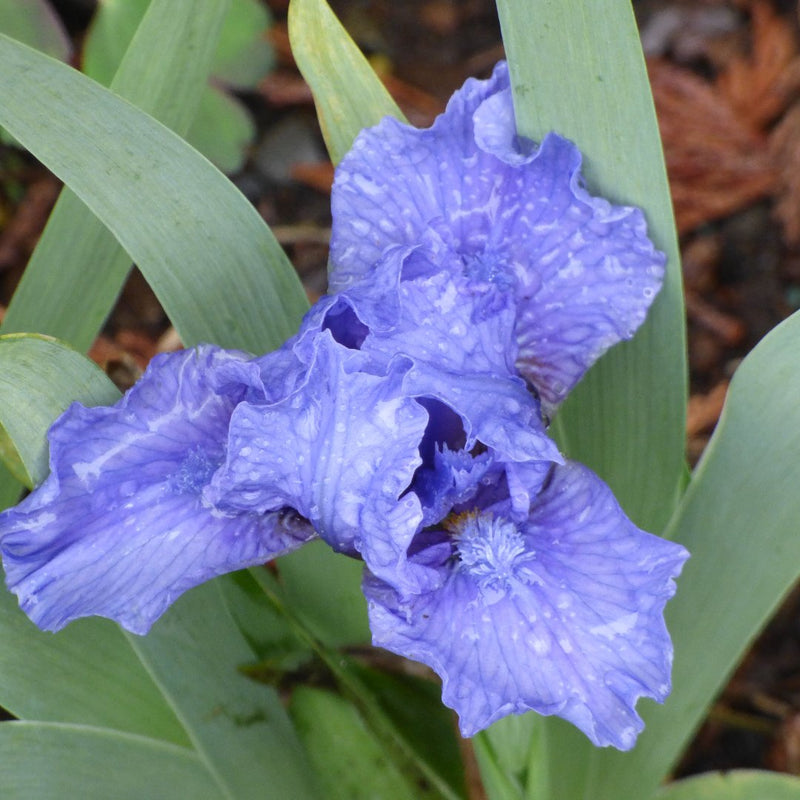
[326,61,688,747]
[212,239,687,749]
[0,61,687,749]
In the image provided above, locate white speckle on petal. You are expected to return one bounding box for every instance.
[590,612,639,640]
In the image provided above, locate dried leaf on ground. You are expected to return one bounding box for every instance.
[770,103,800,244]
[260,70,314,106]
[88,334,143,391]
[379,73,443,127]
[687,380,729,436]
[650,57,776,233]
[767,712,800,775]
[716,0,800,130]
[0,177,59,272]
[681,233,722,294]
[685,290,746,346]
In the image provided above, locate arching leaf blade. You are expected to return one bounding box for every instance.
[288,0,404,165]
[656,770,800,800]
[587,311,800,799]
[0,721,220,799]
[290,687,421,800]
[2,0,230,352]
[0,0,70,62]
[0,334,120,487]
[0,33,308,355]
[126,578,322,799]
[497,0,686,533]
[0,577,189,745]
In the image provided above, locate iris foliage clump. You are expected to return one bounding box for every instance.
[0,2,797,799]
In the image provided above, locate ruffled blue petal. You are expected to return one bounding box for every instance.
[294,245,410,356]
[209,332,430,593]
[330,61,665,412]
[498,132,665,412]
[402,364,557,463]
[297,247,562,466]
[330,64,510,290]
[359,264,558,462]
[364,461,689,748]
[472,83,534,167]
[362,254,519,374]
[0,347,315,634]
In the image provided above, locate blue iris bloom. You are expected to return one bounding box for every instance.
[0,62,688,750]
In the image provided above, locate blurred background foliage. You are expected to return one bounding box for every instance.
[0,0,274,172]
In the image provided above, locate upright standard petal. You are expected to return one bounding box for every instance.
[301,247,561,466]
[364,461,689,749]
[0,346,314,634]
[358,258,555,463]
[330,61,665,412]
